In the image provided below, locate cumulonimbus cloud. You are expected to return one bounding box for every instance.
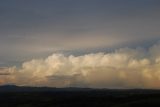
[1,42,160,89]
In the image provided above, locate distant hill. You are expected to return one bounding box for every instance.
[0,85,160,93]
[0,85,94,92]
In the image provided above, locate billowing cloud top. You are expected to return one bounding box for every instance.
[1,42,160,88]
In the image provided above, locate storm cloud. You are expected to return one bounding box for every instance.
[0,42,160,88]
[0,0,160,66]
[0,0,160,89]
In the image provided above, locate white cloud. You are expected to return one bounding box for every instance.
[1,42,160,88]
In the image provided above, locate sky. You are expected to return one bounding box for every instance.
[0,0,160,88]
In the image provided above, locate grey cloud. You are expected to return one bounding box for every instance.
[0,0,160,77]
[0,67,12,75]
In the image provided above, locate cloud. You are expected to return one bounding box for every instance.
[0,67,11,75]
[1,42,160,88]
